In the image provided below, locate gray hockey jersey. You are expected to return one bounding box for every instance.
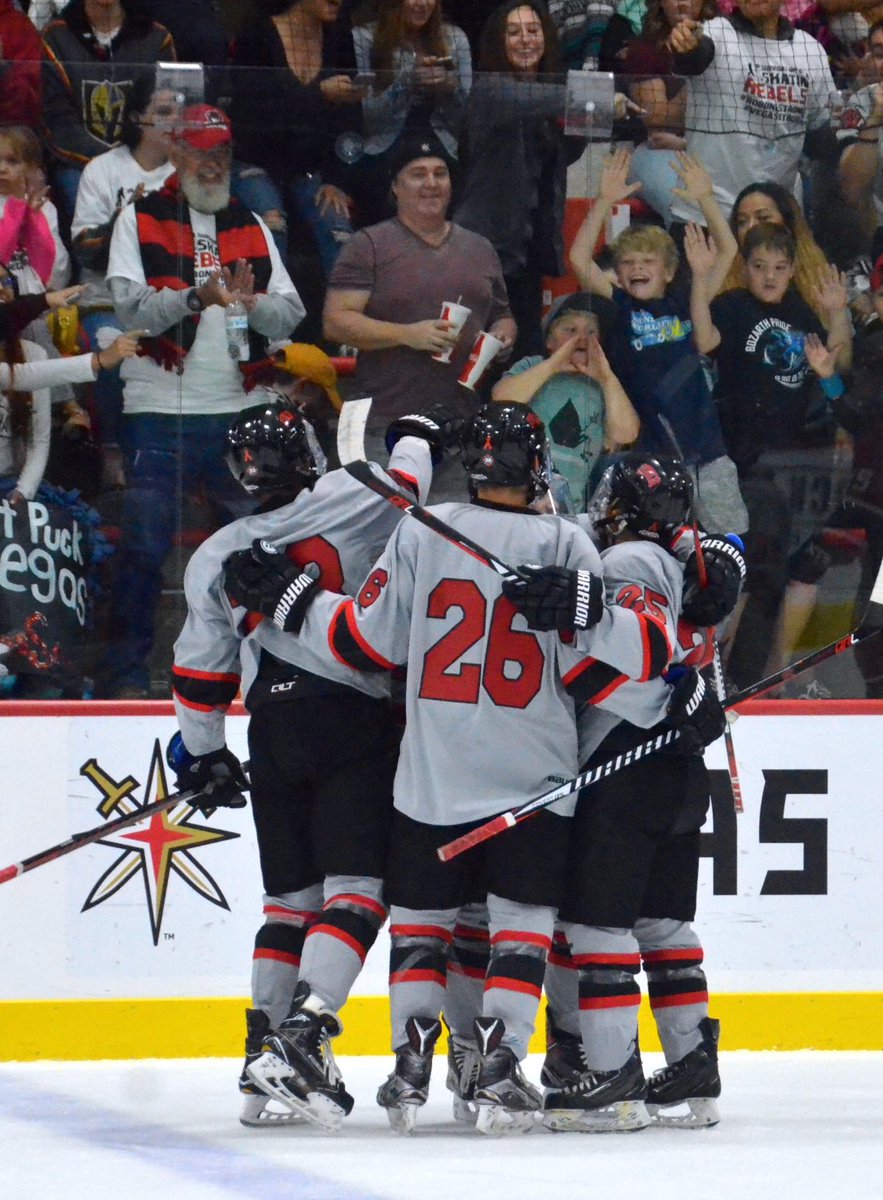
[300,501,678,826]
[171,440,432,756]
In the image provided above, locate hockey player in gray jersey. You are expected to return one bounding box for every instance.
[170,397,459,1129]
[230,406,697,1136]
[501,453,744,1133]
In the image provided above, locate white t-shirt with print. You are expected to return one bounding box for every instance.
[107,203,294,417]
[72,145,174,305]
[672,16,837,222]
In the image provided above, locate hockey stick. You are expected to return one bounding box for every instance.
[712,643,744,814]
[0,766,251,887]
[436,555,883,861]
[344,460,527,580]
[336,396,372,467]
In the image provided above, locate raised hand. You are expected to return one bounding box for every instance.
[804,332,837,379]
[98,331,146,369]
[45,284,86,308]
[671,152,714,204]
[812,262,848,317]
[598,148,642,205]
[683,222,717,277]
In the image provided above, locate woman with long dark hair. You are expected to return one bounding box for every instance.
[453,2,579,357]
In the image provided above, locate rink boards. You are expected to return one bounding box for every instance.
[0,700,880,1060]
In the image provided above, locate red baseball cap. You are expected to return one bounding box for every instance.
[174,104,232,151]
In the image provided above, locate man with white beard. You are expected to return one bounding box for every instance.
[100,104,305,698]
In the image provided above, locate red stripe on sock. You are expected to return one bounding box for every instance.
[649,992,709,1010]
[578,994,641,1011]
[253,948,300,967]
[306,923,369,963]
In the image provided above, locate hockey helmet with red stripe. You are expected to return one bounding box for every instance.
[590,451,693,541]
[225,399,325,496]
[461,403,550,501]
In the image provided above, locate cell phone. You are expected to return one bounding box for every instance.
[352,71,375,88]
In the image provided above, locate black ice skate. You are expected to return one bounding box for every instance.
[239,1008,304,1127]
[646,1017,721,1128]
[539,1014,586,1091]
[473,1017,541,1136]
[376,1016,443,1134]
[444,1022,480,1125]
[542,1047,650,1133]
[245,982,354,1131]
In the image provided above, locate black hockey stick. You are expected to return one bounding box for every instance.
[344,460,529,580]
[0,765,251,887]
[437,555,883,861]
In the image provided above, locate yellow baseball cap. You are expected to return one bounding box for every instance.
[273,342,343,412]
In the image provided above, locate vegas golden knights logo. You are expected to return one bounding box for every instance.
[82,79,130,146]
[80,739,239,945]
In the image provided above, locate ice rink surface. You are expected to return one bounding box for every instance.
[0,1052,880,1200]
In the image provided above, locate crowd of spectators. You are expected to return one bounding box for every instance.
[2,0,883,699]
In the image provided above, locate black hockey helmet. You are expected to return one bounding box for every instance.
[461,403,549,501]
[225,399,324,495]
[590,452,693,541]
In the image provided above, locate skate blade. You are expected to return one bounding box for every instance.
[543,1099,650,1134]
[246,1054,346,1131]
[239,1092,304,1127]
[382,1102,421,1135]
[452,1096,478,1125]
[476,1104,537,1136]
[647,1097,720,1128]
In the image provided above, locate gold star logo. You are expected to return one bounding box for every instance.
[81,739,239,944]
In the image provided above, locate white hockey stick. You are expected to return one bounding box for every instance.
[336,397,372,466]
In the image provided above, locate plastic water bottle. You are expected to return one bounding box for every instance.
[225,297,249,361]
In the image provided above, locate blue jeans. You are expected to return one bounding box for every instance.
[99,412,254,694]
[232,162,353,274]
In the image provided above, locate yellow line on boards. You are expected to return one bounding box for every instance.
[1,993,880,1062]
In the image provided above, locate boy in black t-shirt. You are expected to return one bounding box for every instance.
[570,149,747,535]
[697,221,849,686]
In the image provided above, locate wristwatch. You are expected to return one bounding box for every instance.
[186,288,205,313]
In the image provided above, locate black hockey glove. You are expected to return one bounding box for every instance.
[223,539,320,633]
[385,406,465,464]
[502,564,605,632]
[663,666,726,755]
[681,534,746,628]
[166,734,249,810]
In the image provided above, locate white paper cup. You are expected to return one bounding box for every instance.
[458,330,505,390]
[432,301,471,362]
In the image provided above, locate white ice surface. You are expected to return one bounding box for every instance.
[0,1053,880,1200]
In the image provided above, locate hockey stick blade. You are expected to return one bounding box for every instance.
[0,764,251,886]
[344,460,527,581]
[437,556,883,861]
[336,397,372,466]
